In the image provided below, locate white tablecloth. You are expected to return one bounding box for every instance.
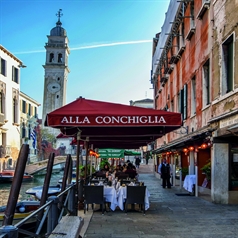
[183,175,196,192]
[103,186,118,211]
[117,186,150,210]
[103,185,150,211]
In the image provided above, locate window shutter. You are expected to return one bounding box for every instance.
[12,66,14,81]
[183,84,187,119]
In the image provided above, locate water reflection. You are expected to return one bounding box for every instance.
[0,172,64,206]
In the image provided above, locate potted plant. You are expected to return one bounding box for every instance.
[79,164,96,177]
[181,167,188,180]
[99,158,110,170]
[201,160,211,181]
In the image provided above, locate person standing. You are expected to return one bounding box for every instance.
[135,156,141,168]
[158,158,171,188]
[145,152,150,165]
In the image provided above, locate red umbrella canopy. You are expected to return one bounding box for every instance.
[45,97,182,144]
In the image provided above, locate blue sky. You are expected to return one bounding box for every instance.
[0,0,170,118]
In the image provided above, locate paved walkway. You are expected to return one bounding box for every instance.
[80,160,238,238]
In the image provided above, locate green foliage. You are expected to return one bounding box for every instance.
[41,128,56,147]
[99,158,110,169]
[181,167,188,176]
[201,160,211,181]
[79,164,96,177]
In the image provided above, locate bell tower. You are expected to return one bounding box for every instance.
[42,9,70,130]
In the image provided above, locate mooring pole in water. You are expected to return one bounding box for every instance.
[2,144,29,226]
[61,154,71,192]
[59,154,71,209]
[67,155,73,185]
[36,152,55,226]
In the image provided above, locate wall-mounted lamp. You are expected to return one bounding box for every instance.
[188,146,194,151]
[183,148,188,154]
[200,143,207,149]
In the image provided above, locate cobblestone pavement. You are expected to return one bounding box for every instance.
[82,161,238,238]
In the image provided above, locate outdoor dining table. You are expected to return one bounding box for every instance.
[117,185,150,211]
[183,174,196,193]
[95,183,150,211]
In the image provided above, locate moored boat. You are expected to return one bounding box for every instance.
[0,200,40,226]
[0,170,33,183]
[25,185,61,200]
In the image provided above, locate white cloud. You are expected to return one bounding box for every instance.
[13,40,152,55]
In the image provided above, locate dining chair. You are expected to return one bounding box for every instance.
[117,173,129,180]
[83,185,105,215]
[125,186,146,215]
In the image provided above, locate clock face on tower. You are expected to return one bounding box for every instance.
[47,82,61,94]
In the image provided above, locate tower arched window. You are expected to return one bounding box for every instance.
[49,53,54,62]
[58,53,63,63]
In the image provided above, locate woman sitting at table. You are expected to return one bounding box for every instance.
[124,163,137,179]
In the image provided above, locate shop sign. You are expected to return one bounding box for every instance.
[220,114,238,128]
[98,148,125,158]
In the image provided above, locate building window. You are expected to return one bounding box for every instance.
[12,66,19,83]
[34,106,37,118]
[22,122,26,138]
[28,103,31,116]
[183,84,187,119]
[191,76,196,116]
[178,84,187,120]
[0,58,6,76]
[22,100,26,113]
[13,98,18,123]
[202,59,210,106]
[0,92,3,114]
[222,34,234,95]
[28,125,31,139]
[49,53,54,62]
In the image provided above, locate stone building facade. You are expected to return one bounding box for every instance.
[151,0,238,204]
[0,45,23,171]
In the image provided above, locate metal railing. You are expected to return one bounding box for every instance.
[0,183,77,238]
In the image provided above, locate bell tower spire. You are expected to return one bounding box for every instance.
[42,9,70,134]
[56,9,63,26]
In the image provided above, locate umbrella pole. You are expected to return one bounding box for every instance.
[84,140,89,184]
[76,131,81,210]
[90,144,93,176]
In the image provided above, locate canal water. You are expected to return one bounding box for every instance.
[0,171,64,206]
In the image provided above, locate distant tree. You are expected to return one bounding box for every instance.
[35,126,58,161]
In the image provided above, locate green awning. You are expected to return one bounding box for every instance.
[124,150,141,156]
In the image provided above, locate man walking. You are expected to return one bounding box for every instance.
[158,158,171,188]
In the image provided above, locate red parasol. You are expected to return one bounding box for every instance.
[45,97,182,144]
